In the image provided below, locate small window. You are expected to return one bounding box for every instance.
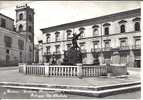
[135,39,140,46]
[6,49,9,54]
[94,42,99,48]
[4,36,12,48]
[19,24,23,32]
[104,27,109,35]
[120,24,125,33]
[1,18,6,28]
[28,15,32,21]
[93,28,98,36]
[67,44,72,50]
[19,13,23,20]
[55,32,60,41]
[46,46,50,53]
[67,30,72,40]
[135,22,140,31]
[55,45,60,52]
[18,39,24,50]
[104,41,110,48]
[28,26,32,32]
[120,40,126,47]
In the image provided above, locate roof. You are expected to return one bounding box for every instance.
[0,13,14,21]
[41,8,141,34]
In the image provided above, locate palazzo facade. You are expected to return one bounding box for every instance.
[40,8,141,68]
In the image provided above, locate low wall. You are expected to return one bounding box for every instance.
[18,63,108,78]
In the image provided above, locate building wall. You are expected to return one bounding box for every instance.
[0,27,26,66]
[40,9,141,67]
[0,5,34,66]
[0,14,14,31]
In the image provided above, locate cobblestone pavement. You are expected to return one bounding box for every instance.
[0,67,140,86]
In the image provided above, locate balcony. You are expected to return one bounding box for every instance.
[119,46,130,51]
[81,49,87,53]
[53,51,61,55]
[132,45,141,50]
[103,47,111,51]
[91,48,101,53]
[44,52,51,55]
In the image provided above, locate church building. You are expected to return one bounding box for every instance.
[0,4,34,66]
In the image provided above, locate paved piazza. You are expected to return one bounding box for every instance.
[0,67,140,86]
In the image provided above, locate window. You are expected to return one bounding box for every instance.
[46,46,50,53]
[93,28,98,36]
[92,25,99,36]
[120,24,125,33]
[55,32,60,41]
[120,40,126,47]
[94,42,99,49]
[46,34,50,43]
[28,26,32,32]
[28,15,32,21]
[18,39,24,50]
[4,36,12,48]
[29,46,32,52]
[67,30,72,40]
[135,39,140,46]
[19,13,23,20]
[67,44,72,50]
[6,49,9,54]
[1,18,6,28]
[79,27,85,38]
[29,35,32,42]
[104,27,109,35]
[19,24,23,32]
[20,52,22,63]
[104,41,110,48]
[79,42,85,50]
[135,22,140,31]
[55,45,60,53]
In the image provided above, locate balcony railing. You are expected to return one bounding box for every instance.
[91,48,101,53]
[53,51,61,55]
[103,47,111,51]
[119,46,130,50]
[81,49,87,53]
[44,52,51,55]
[132,45,141,50]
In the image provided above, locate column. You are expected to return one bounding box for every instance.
[129,50,134,67]
[99,52,104,65]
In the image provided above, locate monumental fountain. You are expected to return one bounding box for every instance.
[19,32,127,78]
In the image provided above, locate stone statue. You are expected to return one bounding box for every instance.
[72,32,82,49]
[62,32,83,65]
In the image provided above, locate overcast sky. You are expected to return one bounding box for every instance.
[0,1,140,44]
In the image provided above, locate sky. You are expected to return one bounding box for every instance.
[0,1,140,44]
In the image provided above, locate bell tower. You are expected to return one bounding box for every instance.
[15,4,34,63]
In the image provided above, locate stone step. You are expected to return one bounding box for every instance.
[0,81,140,91]
[0,81,140,97]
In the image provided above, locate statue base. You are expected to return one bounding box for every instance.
[62,47,82,65]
